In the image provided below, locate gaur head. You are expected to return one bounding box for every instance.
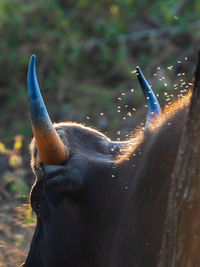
[21,55,161,267]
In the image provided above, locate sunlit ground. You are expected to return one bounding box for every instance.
[0,201,35,267]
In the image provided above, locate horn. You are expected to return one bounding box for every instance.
[27,55,68,165]
[136,66,162,126]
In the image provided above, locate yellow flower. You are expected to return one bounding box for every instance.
[110,5,119,15]
[14,140,23,150]
[9,155,23,168]
[0,142,5,153]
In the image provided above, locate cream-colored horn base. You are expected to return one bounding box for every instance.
[32,126,68,165]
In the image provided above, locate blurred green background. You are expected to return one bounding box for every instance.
[0,1,200,265]
[0,0,200,143]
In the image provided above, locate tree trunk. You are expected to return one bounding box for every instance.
[158,51,200,267]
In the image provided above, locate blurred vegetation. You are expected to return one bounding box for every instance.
[0,1,200,265]
[0,0,200,143]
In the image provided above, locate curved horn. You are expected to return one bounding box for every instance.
[27,55,68,165]
[136,66,162,126]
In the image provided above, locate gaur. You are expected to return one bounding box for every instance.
[20,55,190,267]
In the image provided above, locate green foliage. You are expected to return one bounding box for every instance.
[10,177,28,198]
[0,0,199,138]
[25,204,36,225]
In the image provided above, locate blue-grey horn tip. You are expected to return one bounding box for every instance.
[27,54,40,99]
[31,54,36,59]
[135,66,145,80]
[28,55,36,83]
[135,66,162,125]
[27,54,48,126]
[29,55,36,69]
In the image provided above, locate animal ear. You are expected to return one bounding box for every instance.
[136,66,162,126]
[27,55,69,165]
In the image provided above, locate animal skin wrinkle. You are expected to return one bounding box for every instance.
[42,165,66,179]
